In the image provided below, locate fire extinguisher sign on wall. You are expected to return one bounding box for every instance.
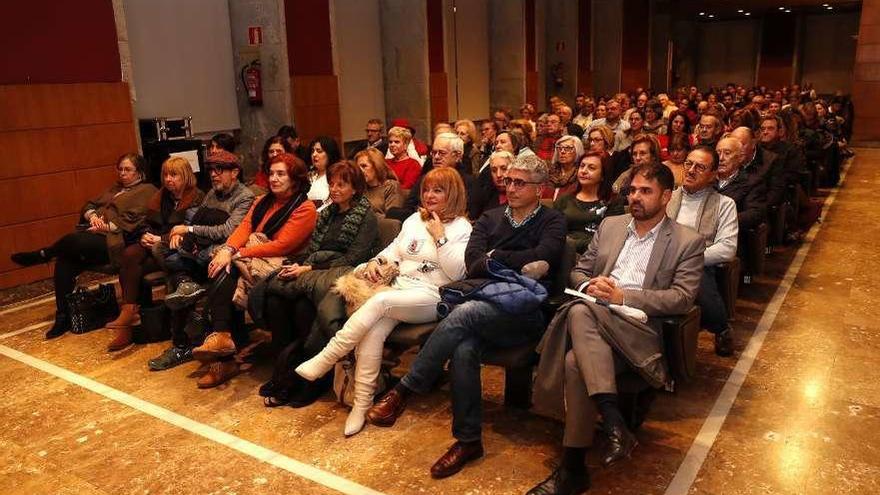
[241,60,263,106]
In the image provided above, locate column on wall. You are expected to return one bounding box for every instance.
[853,0,880,142]
[591,0,623,96]
[284,0,341,146]
[490,0,527,113]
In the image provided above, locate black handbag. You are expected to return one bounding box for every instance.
[66,284,119,334]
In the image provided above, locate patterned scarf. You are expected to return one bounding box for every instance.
[547,162,578,189]
[307,194,372,255]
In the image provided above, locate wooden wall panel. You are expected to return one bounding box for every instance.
[0,124,135,180]
[0,83,136,289]
[291,75,341,145]
[429,72,449,126]
[0,83,132,131]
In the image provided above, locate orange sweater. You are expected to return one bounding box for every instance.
[226,195,317,258]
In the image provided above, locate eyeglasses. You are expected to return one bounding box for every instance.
[365,128,381,133]
[587,137,604,144]
[117,167,137,174]
[208,165,235,174]
[555,145,575,153]
[683,160,711,174]
[431,149,457,157]
[502,177,543,189]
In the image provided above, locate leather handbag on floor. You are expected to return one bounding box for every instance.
[66,284,119,334]
[332,354,387,407]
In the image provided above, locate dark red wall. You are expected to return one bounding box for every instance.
[757,13,797,88]
[0,0,120,84]
[285,0,334,75]
[427,0,445,73]
[621,0,650,91]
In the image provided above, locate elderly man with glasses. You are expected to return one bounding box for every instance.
[368,153,567,480]
[666,146,738,356]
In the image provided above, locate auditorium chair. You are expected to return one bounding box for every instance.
[617,305,702,430]
[738,223,768,284]
[715,257,740,320]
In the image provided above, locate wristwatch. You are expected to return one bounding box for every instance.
[435,236,448,248]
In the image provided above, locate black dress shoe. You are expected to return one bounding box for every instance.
[45,314,70,340]
[602,424,638,467]
[526,467,591,495]
[714,328,734,357]
[430,441,484,479]
[148,345,193,371]
[11,250,48,267]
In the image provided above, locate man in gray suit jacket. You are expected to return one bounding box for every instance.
[528,162,705,495]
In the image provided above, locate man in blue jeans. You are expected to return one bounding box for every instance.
[367,153,567,479]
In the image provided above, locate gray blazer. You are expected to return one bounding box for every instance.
[570,214,705,316]
[533,214,705,419]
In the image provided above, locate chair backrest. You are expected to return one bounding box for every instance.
[377,217,402,248]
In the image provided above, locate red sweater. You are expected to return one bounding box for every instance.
[388,156,422,189]
[226,195,317,258]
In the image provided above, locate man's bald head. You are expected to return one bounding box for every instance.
[730,126,756,159]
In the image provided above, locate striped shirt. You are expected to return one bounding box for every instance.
[609,218,665,291]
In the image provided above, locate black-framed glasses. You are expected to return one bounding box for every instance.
[683,160,710,174]
[502,177,543,189]
[555,145,575,153]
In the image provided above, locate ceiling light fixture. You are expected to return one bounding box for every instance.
[779,6,786,10]
[699,12,705,15]
[738,9,744,13]
[708,14,715,18]
[785,9,792,13]
[745,12,751,16]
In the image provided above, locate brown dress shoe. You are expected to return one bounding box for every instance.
[106,304,141,329]
[366,389,408,427]
[107,326,133,352]
[197,361,240,388]
[192,331,236,362]
[430,441,484,479]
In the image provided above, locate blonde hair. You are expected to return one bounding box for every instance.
[421,167,468,221]
[161,156,197,190]
[589,125,615,151]
[454,119,478,144]
[387,126,412,143]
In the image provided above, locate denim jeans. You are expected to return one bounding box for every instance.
[401,300,544,442]
[698,265,728,334]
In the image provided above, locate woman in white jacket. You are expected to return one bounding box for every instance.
[296,167,473,436]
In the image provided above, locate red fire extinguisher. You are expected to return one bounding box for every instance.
[241,60,263,106]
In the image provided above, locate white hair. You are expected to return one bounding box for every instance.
[507,153,548,183]
[435,132,464,154]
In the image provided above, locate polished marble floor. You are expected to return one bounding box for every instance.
[0,150,876,494]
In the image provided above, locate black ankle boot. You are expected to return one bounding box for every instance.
[11,249,49,267]
[45,313,71,339]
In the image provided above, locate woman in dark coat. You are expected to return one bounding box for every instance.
[10,153,157,339]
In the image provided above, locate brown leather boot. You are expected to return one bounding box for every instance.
[192,331,236,362]
[106,304,141,329]
[197,361,240,388]
[107,326,134,351]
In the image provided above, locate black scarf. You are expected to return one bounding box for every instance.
[251,192,307,239]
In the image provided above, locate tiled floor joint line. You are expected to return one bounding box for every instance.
[0,320,53,340]
[0,344,387,495]
[664,159,852,495]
